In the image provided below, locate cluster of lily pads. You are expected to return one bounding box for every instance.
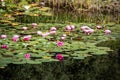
[0,22,113,67]
[0,0,118,69]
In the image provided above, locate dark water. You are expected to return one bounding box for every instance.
[0,38,120,80]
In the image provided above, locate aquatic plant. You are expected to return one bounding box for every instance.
[0,34,7,39]
[23,35,32,41]
[50,27,57,31]
[104,29,111,35]
[57,41,64,47]
[0,0,118,68]
[22,26,28,30]
[11,35,20,42]
[25,53,31,59]
[56,54,64,61]
[96,25,102,29]
[0,23,115,68]
[32,23,37,28]
[37,31,42,35]
[1,44,8,49]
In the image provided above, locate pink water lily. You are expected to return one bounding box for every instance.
[23,35,32,41]
[62,34,67,37]
[81,26,91,30]
[50,31,56,34]
[12,37,18,42]
[0,34,7,39]
[83,29,89,34]
[89,29,94,33]
[96,25,102,29]
[105,29,111,35]
[13,35,20,38]
[1,45,8,49]
[65,25,71,31]
[70,25,75,30]
[11,35,20,42]
[32,23,37,28]
[81,26,94,35]
[61,34,67,40]
[50,27,57,31]
[56,54,64,61]
[65,25,75,31]
[83,29,94,35]
[57,41,64,47]
[25,53,31,59]
[22,27,28,30]
[41,32,50,37]
[61,37,66,40]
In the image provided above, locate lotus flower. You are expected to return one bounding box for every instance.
[50,27,57,31]
[22,27,27,30]
[32,23,37,28]
[1,45,8,49]
[1,34,7,39]
[56,54,64,61]
[23,35,31,41]
[105,29,111,35]
[25,53,30,59]
[12,35,20,42]
[57,41,64,47]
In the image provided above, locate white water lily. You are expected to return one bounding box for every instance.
[24,5,30,10]
[37,31,42,35]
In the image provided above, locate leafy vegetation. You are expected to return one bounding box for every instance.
[0,22,116,68]
[0,0,119,68]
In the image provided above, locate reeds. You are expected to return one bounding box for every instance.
[2,0,120,23]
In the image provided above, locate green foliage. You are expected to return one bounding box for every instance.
[0,23,116,68]
[0,0,119,68]
[0,48,120,80]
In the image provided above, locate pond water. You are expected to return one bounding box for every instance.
[0,0,120,80]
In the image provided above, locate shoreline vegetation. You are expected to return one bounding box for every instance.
[0,0,120,23]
